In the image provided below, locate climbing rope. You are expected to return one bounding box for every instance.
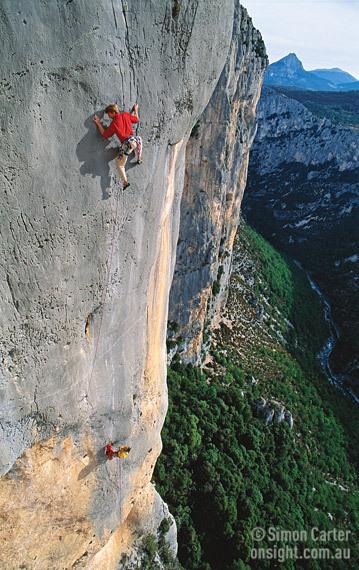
[118,458,122,520]
[85,180,127,519]
[86,186,121,401]
[85,100,142,407]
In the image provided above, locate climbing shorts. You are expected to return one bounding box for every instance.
[119,136,142,158]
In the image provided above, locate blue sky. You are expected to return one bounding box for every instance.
[242,0,359,78]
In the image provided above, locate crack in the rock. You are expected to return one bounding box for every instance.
[121,0,136,100]
[34,389,39,414]
[6,273,19,314]
[111,0,118,30]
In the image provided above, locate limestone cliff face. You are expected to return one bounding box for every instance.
[168,4,267,363]
[252,87,359,172]
[0,1,235,567]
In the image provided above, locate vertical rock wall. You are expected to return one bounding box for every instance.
[0,1,234,566]
[168,4,267,363]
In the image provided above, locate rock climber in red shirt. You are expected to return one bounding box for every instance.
[93,103,142,190]
[105,442,115,460]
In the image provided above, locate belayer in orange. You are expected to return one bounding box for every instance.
[93,103,142,190]
[105,442,131,460]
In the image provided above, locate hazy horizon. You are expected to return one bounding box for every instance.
[242,0,359,79]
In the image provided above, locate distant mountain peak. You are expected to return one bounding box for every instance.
[328,67,348,72]
[276,53,304,72]
[310,67,358,85]
[283,53,302,63]
[264,54,359,91]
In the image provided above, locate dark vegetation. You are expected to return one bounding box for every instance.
[190,119,201,139]
[244,160,359,385]
[155,223,359,569]
[172,0,181,20]
[254,37,266,60]
[273,88,359,129]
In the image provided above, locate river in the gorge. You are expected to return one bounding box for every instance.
[306,271,359,406]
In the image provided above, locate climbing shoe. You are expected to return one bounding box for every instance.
[123,181,130,190]
[137,159,142,165]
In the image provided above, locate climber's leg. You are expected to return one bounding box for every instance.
[127,136,142,164]
[116,154,129,188]
[128,139,137,155]
[135,136,142,164]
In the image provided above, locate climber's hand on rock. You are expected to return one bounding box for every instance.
[93,114,100,124]
[133,103,139,113]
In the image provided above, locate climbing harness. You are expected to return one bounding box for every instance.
[119,135,142,159]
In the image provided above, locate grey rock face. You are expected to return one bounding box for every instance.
[264,408,274,425]
[254,397,267,412]
[0,0,235,565]
[284,411,294,429]
[254,398,292,428]
[276,408,285,423]
[168,3,267,363]
[253,87,359,173]
[117,489,177,569]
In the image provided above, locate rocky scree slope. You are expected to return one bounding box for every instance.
[0,1,239,567]
[243,86,359,396]
[168,4,267,364]
[268,88,359,131]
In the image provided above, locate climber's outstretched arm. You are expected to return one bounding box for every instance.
[93,114,117,139]
[93,114,105,135]
[130,103,139,122]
